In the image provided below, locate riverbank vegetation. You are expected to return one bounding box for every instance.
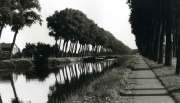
[47,56,133,103]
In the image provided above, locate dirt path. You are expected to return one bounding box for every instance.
[123,55,175,103]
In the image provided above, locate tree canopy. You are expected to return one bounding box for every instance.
[0,0,42,58]
[47,8,131,57]
[128,0,180,74]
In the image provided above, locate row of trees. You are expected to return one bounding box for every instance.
[46,8,131,57]
[0,0,41,57]
[127,0,180,74]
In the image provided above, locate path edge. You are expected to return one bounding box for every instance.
[143,57,178,103]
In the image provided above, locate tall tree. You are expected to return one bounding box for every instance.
[0,0,13,38]
[127,0,180,74]
[10,0,42,57]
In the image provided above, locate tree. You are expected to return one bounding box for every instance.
[22,42,53,58]
[47,8,131,57]
[10,73,20,103]
[10,0,42,57]
[22,43,36,57]
[127,0,180,74]
[49,31,59,57]
[0,0,13,38]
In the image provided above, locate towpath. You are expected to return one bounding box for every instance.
[124,55,175,103]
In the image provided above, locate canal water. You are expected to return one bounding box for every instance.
[0,59,117,103]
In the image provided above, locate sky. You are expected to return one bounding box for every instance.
[0,0,137,49]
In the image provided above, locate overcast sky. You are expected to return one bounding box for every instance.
[0,0,137,49]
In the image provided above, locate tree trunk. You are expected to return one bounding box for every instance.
[158,33,164,64]
[95,45,98,55]
[62,69,66,81]
[71,42,75,56]
[0,24,5,39]
[81,45,85,57]
[54,73,58,83]
[83,44,87,56]
[176,43,180,75]
[165,33,172,66]
[74,42,78,55]
[0,94,2,103]
[55,40,58,57]
[62,40,67,57]
[153,27,161,61]
[65,66,70,83]
[158,20,165,64]
[71,43,75,56]
[69,42,72,56]
[72,43,76,55]
[176,22,180,75]
[74,64,78,78]
[77,44,81,56]
[173,33,177,57]
[87,45,90,56]
[10,30,19,58]
[64,41,69,57]
[58,38,62,52]
[61,41,65,57]
[10,74,20,103]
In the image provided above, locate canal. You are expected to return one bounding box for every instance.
[0,58,118,103]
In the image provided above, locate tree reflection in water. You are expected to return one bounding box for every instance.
[0,58,118,103]
[9,73,20,103]
[0,95,2,103]
[47,60,116,103]
[25,65,50,81]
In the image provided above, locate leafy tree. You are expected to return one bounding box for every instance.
[22,42,53,58]
[127,0,180,74]
[47,8,131,57]
[22,43,36,57]
[0,0,13,38]
[10,0,42,57]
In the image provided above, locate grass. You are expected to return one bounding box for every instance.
[64,56,135,103]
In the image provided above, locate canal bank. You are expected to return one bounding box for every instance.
[59,55,135,103]
[0,56,118,71]
[0,57,83,71]
[0,56,131,103]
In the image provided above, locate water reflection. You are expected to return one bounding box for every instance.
[0,73,20,103]
[25,65,50,81]
[48,61,115,103]
[0,59,116,103]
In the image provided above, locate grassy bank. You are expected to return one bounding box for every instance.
[62,56,134,103]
